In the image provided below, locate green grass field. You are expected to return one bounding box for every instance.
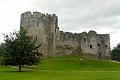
[1,55,120,80]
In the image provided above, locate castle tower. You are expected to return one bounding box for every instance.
[20,11,58,56]
[97,34,111,59]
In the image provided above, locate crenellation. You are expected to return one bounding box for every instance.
[21,12,58,25]
[21,11,32,19]
[33,11,42,18]
[20,11,111,59]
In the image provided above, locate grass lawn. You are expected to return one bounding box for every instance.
[1,55,120,80]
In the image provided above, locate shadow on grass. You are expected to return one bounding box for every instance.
[1,70,36,73]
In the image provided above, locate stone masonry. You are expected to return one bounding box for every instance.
[20,11,111,59]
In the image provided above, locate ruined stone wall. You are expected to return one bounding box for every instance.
[79,31,111,59]
[97,34,111,59]
[56,31,80,55]
[20,11,111,59]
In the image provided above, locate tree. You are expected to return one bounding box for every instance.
[112,43,120,61]
[0,43,6,64]
[0,43,5,56]
[2,28,42,72]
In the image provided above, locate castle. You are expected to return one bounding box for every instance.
[20,11,111,59]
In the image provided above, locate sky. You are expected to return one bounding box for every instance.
[0,0,120,49]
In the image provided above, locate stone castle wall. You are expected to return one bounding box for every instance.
[20,11,111,59]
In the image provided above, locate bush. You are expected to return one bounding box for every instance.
[112,43,120,61]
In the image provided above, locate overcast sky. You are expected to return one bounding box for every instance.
[0,0,120,49]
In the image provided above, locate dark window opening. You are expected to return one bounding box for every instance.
[98,53,101,59]
[84,38,86,41]
[105,45,108,47]
[97,44,100,46]
[90,45,92,48]
[37,22,39,26]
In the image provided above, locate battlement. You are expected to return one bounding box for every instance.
[21,11,58,21]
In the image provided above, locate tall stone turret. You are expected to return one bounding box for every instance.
[20,11,58,56]
[20,11,111,59]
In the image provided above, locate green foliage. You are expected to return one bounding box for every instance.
[0,43,6,65]
[0,43,6,56]
[112,43,120,61]
[2,28,42,71]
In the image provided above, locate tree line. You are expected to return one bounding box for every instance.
[112,43,120,61]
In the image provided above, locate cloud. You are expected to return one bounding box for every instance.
[0,0,120,48]
[30,0,120,48]
[33,0,120,30]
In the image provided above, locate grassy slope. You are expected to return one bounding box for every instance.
[1,55,120,80]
